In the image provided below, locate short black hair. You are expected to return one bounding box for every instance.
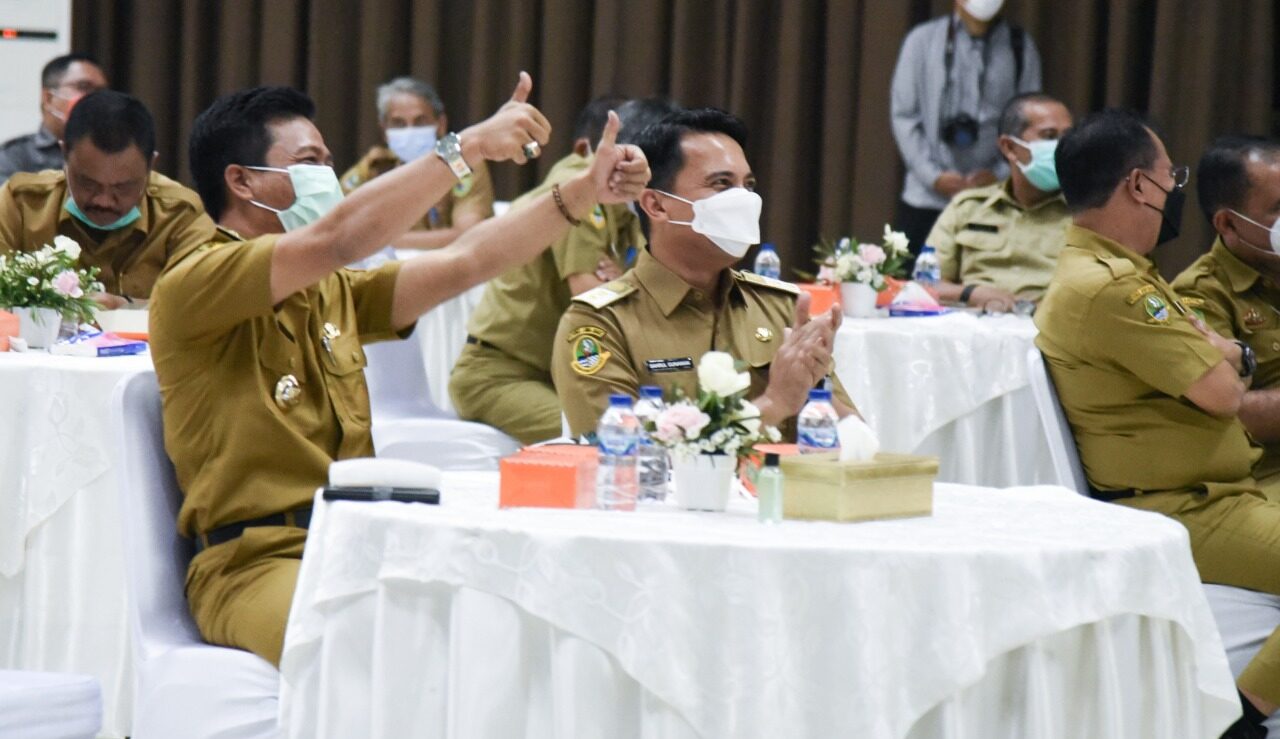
[1196,135,1280,225]
[1055,108,1158,213]
[41,53,101,89]
[997,92,1063,138]
[189,86,316,220]
[573,94,627,144]
[633,107,749,191]
[616,97,681,145]
[63,90,155,163]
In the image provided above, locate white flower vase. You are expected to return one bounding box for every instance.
[672,453,737,511]
[12,306,62,349]
[841,282,879,318]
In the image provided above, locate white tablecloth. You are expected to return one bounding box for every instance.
[280,472,1239,739]
[0,351,152,738]
[395,251,486,414]
[833,312,1051,487]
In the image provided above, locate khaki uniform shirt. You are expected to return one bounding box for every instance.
[926,179,1069,300]
[0,169,216,299]
[552,249,854,437]
[1034,224,1258,495]
[340,145,494,231]
[0,126,61,183]
[149,227,406,537]
[1173,238,1280,482]
[465,153,645,371]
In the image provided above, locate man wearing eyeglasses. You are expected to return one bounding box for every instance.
[1037,109,1276,737]
[0,54,108,183]
[1174,137,1280,498]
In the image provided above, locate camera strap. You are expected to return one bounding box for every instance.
[943,16,1025,118]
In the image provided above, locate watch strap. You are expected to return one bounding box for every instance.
[959,284,978,304]
[434,132,473,183]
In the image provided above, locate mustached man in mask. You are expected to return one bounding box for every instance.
[1036,109,1280,739]
[552,108,857,438]
[926,92,1072,312]
[1175,137,1280,498]
[340,76,494,250]
[890,0,1042,260]
[0,54,108,183]
[148,74,650,667]
[0,89,216,307]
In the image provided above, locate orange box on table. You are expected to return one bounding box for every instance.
[499,445,598,509]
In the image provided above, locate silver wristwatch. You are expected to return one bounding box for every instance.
[434,132,473,183]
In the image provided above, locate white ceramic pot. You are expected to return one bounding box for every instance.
[840,282,879,318]
[672,453,737,511]
[11,306,62,349]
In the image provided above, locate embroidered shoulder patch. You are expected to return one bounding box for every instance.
[571,280,636,309]
[568,326,610,376]
[1126,285,1156,305]
[452,175,475,198]
[589,205,607,230]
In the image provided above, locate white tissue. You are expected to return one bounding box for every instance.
[892,281,941,307]
[837,415,880,462]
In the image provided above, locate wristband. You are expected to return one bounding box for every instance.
[959,284,978,304]
[552,183,582,226]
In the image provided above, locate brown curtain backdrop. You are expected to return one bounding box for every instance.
[73,0,1276,278]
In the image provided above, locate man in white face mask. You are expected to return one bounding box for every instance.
[339,76,495,249]
[148,74,650,667]
[552,107,858,438]
[1175,137,1280,496]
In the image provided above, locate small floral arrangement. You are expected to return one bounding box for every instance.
[0,235,102,323]
[646,351,780,460]
[812,224,911,291]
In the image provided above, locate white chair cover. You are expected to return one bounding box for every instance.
[111,372,280,739]
[363,338,521,469]
[0,669,101,739]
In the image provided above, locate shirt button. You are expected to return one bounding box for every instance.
[1272,342,1279,352]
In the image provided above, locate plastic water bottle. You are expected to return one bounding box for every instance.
[753,243,782,279]
[633,386,669,501]
[912,244,941,292]
[596,394,640,510]
[797,388,840,454]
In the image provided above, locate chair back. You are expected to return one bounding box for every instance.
[1025,348,1089,495]
[111,371,204,662]
[363,338,449,421]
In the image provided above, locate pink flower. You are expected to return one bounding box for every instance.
[856,244,886,267]
[51,270,83,298]
[655,403,711,443]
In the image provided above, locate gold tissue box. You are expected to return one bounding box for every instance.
[780,452,938,523]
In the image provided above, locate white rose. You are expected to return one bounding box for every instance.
[883,224,909,255]
[53,235,81,260]
[735,400,762,436]
[697,351,750,397]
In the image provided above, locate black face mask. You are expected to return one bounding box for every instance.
[1140,172,1185,246]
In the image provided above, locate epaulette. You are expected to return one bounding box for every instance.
[735,270,801,295]
[571,280,637,309]
[1098,256,1137,280]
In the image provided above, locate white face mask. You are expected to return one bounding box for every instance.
[658,187,762,258]
[386,125,438,164]
[962,0,1006,22]
[1230,209,1280,253]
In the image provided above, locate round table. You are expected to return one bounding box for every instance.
[0,351,152,739]
[832,312,1052,487]
[280,472,1239,739]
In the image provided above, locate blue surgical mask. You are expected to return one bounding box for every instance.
[386,126,438,164]
[246,164,344,232]
[1010,136,1061,193]
[64,196,141,231]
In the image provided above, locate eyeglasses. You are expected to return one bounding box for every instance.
[1169,165,1190,190]
[49,80,104,95]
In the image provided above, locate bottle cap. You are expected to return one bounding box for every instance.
[920,244,936,253]
[764,453,780,466]
[608,393,633,406]
[807,388,832,401]
[639,385,663,399]
[760,242,776,252]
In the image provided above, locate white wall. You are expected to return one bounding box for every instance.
[0,0,71,144]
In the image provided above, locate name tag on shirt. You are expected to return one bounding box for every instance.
[646,357,694,373]
[962,223,1000,233]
